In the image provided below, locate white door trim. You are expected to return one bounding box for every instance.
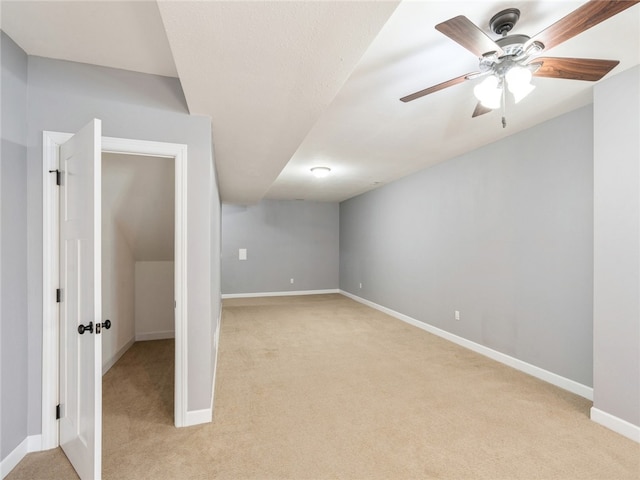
[42,132,189,450]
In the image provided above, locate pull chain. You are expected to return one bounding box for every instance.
[501,82,507,128]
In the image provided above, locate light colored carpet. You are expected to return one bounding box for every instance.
[7,294,640,479]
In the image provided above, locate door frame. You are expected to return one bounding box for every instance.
[42,131,189,450]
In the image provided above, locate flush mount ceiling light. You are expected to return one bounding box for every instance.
[310,166,331,178]
[400,1,633,128]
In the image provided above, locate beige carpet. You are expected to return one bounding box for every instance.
[7,294,640,479]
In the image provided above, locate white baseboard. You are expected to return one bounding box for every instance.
[222,289,340,299]
[1,437,28,479]
[339,290,594,400]
[184,408,212,427]
[222,289,339,299]
[1,434,42,479]
[102,337,135,375]
[27,435,42,452]
[591,407,640,442]
[135,330,175,341]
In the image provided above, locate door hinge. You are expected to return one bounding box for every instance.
[48,169,61,186]
[56,404,61,420]
[56,288,61,303]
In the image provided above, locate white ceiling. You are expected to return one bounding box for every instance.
[3,1,639,204]
[156,0,399,203]
[1,0,177,77]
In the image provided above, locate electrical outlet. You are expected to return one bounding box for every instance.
[359,283,362,289]
[455,310,460,321]
[290,278,294,284]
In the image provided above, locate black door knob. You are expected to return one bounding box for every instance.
[78,322,94,335]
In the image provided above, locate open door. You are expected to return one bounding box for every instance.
[58,119,103,480]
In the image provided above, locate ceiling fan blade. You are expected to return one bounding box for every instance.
[400,72,478,103]
[525,0,639,53]
[530,57,620,81]
[435,16,504,58]
[472,102,492,118]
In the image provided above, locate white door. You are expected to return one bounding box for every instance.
[59,119,103,480]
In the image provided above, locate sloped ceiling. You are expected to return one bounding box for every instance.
[102,153,174,261]
[2,1,639,204]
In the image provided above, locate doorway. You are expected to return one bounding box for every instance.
[41,132,189,453]
[101,152,175,374]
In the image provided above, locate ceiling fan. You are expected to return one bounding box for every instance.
[400,0,639,127]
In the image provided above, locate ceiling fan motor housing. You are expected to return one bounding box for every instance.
[496,34,531,56]
[490,8,521,35]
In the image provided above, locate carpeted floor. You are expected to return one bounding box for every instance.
[7,294,640,479]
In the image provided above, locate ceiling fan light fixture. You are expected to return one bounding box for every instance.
[473,75,501,109]
[310,166,331,178]
[505,65,532,87]
[506,66,535,103]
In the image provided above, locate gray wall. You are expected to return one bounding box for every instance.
[340,106,594,387]
[593,65,639,427]
[24,56,220,432]
[222,200,339,294]
[1,31,29,460]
